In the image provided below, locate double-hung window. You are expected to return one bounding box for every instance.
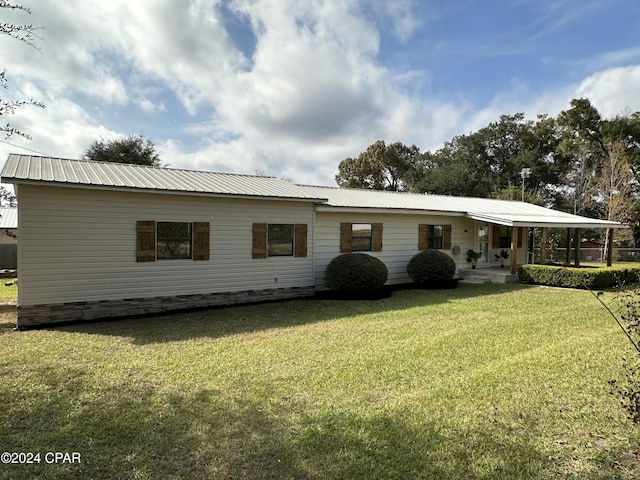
[136,221,210,262]
[418,224,452,250]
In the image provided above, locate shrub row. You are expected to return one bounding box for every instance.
[517,264,640,289]
[324,250,458,298]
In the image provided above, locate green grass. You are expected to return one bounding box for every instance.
[0,278,17,300]
[1,283,639,479]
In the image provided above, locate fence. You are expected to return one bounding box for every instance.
[532,247,640,263]
[0,243,17,269]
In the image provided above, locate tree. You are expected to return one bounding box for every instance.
[335,140,423,191]
[1,1,44,139]
[84,134,163,167]
[0,186,16,206]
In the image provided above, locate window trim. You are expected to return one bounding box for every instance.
[136,220,209,262]
[252,223,308,259]
[340,222,383,253]
[419,224,452,250]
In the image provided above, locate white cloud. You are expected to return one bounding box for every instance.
[3,0,640,190]
[575,65,640,117]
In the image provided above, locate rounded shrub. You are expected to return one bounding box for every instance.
[324,253,388,294]
[407,250,456,283]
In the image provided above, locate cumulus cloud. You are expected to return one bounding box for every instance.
[2,0,640,188]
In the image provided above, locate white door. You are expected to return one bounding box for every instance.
[476,222,490,267]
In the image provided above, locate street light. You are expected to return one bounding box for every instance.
[520,167,531,202]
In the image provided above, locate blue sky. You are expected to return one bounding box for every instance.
[1,0,640,187]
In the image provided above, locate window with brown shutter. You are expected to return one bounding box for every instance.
[136,221,156,262]
[494,226,522,249]
[372,223,383,252]
[418,224,451,250]
[340,223,352,253]
[252,223,267,259]
[193,222,210,261]
[137,220,209,262]
[492,225,501,248]
[253,223,308,258]
[418,224,428,250]
[443,224,452,250]
[294,224,308,257]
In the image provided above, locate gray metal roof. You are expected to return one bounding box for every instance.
[1,154,327,202]
[1,154,624,229]
[0,207,17,229]
[302,185,624,229]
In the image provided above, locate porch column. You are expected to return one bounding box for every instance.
[510,225,518,274]
[606,228,614,267]
[540,228,548,265]
[566,228,572,264]
[573,228,581,267]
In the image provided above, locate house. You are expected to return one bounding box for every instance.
[1,154,624,328]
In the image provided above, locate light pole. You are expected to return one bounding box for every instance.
[520,168,530,202]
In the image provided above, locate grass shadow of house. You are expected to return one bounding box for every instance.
[56,283,533,345]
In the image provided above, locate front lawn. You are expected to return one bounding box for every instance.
[0,284,638,479]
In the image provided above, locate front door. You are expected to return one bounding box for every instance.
[476,222,490,267]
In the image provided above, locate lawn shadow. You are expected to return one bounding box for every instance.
[1,370,559,480]
[56,283,533,345]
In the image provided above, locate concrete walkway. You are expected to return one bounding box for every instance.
[458,267,520,284]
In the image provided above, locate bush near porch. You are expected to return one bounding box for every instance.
[517,264,640,288]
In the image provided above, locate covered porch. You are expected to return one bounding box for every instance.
[467,211,625,275]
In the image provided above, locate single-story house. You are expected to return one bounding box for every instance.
[1,154,624,328]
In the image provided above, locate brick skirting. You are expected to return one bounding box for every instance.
[17,286,315,329]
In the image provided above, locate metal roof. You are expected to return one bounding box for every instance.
[0,207,17,229]
[1,155,327,202]
[1,154,625,229]
[302,185,624,229]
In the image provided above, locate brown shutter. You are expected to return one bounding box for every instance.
[372,223,383,252]
[294,224,307,257]
[418,224,428,250]
[340,223,352,253]
[136,221,156,262]
[252,223,267,259]
[492,225,501,248]
[443,225,452,250]
[193,222,210,261]
[517,227,524,248]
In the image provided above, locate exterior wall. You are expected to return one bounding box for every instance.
[16,185,317,325]
[314,211,475,288]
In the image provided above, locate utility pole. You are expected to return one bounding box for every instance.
[520,168,531,202]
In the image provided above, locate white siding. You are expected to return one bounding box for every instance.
[17,185,316,306]
[314,211,475,288]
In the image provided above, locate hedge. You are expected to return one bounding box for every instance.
[517,264,640,289]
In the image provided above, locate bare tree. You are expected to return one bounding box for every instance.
[1,1,44,139]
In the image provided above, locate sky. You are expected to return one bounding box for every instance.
[1,0,640,187]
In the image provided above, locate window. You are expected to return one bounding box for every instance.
[157,222,192,259]
[419,224,451,250]
[136,221,209,262]
[340,223,383,253]
[351,223,372,251]
[268,224,294,256]
[252,223,308,259]
[492,226,522,249]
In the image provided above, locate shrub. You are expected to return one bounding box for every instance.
[605,282,640,424]
[517,264,640,289]
[407,250,456,283]
[324,253,388,294]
